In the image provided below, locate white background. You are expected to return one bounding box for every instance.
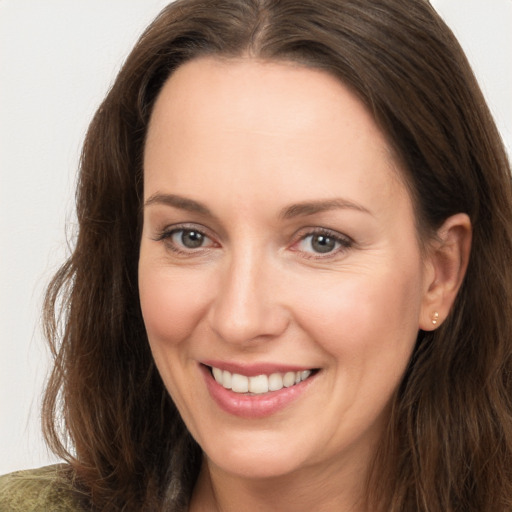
[1,0,511,474]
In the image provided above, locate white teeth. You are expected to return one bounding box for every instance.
[301,370,311,381]
[222,370,232,389]
[231,373,249,393]
[283,371,296,387]
[211,366,314,395]
[212,366,223,383]
[268,373,284,391]
[248,374,269,394]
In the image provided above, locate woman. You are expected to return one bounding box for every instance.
[1,0,511,510]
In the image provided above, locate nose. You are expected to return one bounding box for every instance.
[207,249,289,346]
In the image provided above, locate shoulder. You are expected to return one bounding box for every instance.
[0,464,91,511]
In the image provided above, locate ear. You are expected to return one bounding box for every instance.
[419,213,472,331]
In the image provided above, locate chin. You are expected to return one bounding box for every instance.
[201,435,310,480]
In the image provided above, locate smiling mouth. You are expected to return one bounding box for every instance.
[208,365,317,395]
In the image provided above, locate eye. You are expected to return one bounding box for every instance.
[155,226,217,254]
[303,233,338,254]
[172,229,209,249]
[293,229,353,257]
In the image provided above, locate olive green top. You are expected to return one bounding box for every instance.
[0,464,89,511]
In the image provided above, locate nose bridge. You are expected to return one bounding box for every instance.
[208,243,288,345]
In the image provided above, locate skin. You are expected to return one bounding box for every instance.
[139,57,471,511]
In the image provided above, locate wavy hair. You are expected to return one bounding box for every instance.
[43,0,512,510]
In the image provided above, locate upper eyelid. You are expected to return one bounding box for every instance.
[155,222,214,238]
[155,226,218,256]
[151,217,229,244]
[289,227,354,257]
[292,226,353,243]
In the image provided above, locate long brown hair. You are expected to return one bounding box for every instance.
[43,1,512,510]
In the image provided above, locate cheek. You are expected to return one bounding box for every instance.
[138,264,211,346]
[294,264,423,364]
[138,263,215,438]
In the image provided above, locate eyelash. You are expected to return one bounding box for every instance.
[154,224,217,256]
[290,228,353,259]
[154,225,353,259]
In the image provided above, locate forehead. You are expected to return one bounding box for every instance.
[144,57,408,217]
[146,57,391,154]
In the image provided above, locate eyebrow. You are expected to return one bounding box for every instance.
[143,193,371,219]
[144,193,213,216]
[279,198,371,219]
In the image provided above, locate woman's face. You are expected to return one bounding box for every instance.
[139,57,431,481]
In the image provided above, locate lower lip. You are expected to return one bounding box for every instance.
[201,365,316,419]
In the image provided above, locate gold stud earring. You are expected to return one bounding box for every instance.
[432,311,439,325]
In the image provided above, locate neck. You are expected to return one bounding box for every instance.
[188,453,371,512]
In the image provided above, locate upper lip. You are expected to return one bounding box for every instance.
[201,360,317,377]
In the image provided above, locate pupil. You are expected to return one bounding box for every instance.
[182,230,204,248]
[312,234,335,253]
